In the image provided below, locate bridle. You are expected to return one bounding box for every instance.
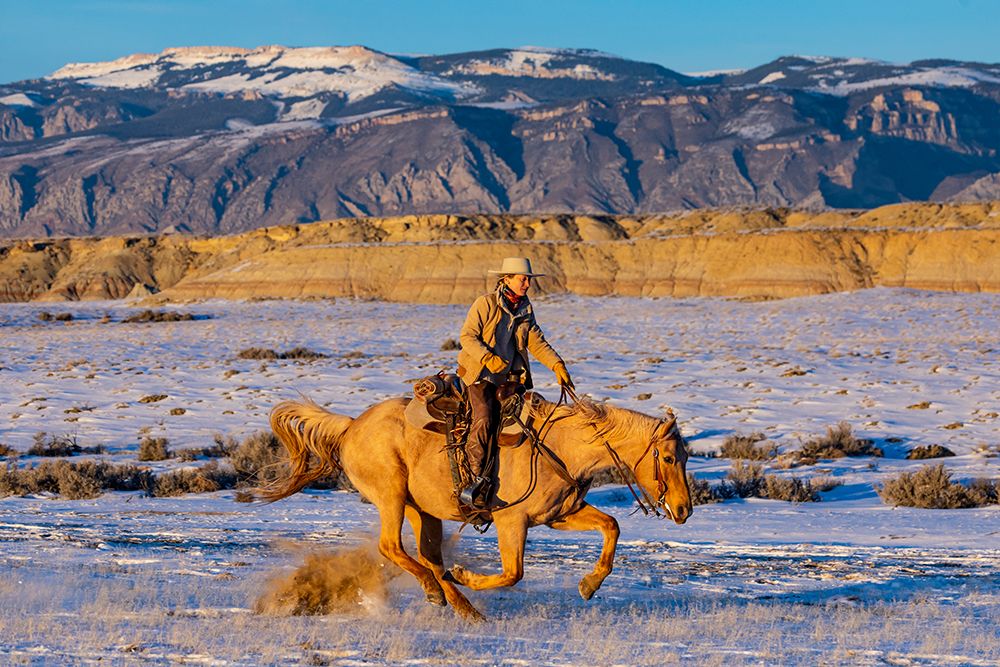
[503,385,684,520]
[562,386,683,519]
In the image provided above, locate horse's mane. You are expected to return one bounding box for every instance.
[525,393,662,444]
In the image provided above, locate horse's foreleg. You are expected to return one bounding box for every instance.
[547,503,620,600]
[404,506,484,621]
[376,499,446,606]
[448,517,528,590]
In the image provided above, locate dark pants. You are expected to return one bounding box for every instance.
[466,381,500,484]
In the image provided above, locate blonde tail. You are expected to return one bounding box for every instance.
[258,400,354,502]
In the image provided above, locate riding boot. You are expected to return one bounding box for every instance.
[461,381,502,509]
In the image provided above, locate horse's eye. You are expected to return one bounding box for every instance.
[663,456,675,465]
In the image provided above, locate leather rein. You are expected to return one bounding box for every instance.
[510,385,680,519]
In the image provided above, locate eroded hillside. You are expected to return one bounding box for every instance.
[1,203,998,304]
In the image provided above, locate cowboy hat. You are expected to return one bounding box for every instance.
[487,257,545,277]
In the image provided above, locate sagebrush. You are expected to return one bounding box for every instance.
[27,432,104,457]
[0,460,152,499]
[791,422,883,464]
[720,432,778,460]
[138,436,171,461]
[907,444,956,460]
[877,464,998,509]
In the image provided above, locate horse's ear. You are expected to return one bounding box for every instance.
[656,410,678,436]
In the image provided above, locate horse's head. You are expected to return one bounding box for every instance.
[634,417,692,524]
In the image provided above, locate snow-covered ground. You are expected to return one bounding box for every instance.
[1,289,998,665]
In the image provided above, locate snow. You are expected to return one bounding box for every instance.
[0,289,998,664]
[280,98,328,121]
[759,71,787,84]
[684,68,747,77]
[46,45,478,104]
[49,52,159,79]
[812,66,1000,95]
[79,66,162,89]
[445,48,617,80]
[0,93,39,108]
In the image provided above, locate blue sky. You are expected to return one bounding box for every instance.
[1,0,997,83]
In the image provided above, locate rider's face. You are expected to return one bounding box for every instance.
[505,274,531,297]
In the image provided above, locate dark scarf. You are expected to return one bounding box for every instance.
[499,284,525,312]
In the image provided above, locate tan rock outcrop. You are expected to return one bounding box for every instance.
[1,203,998,304]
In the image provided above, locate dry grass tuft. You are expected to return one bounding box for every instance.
[877,464,998,509]
[720,432,778,460]
[794,422,883,464]
[237,347,328,360]
[138,436,171,461]
[152,461,237,497]
[0,443,17,458]
[38,311,74,322]
[122,309,197,323]
[906,444,956,460]
[440,338,460,350]
[692,462,841,504]
[687,473,721,505]
[27,432,104,457]
[0,460,152,499]
[177,434,238,462]
[255,544,393,616]
[726,461,765,497]
[763,475,818,502]
[229,431,288,486]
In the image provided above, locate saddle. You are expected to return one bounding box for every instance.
[404,372,530,442]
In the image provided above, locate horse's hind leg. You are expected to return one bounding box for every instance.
[547,503,620,600]
[375,498,446,606]
[404,506,484,622]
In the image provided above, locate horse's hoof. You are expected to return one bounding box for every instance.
[578,575,599,601]
[458,604,486,623]
[425,587,447,607]
[447,566,468,586]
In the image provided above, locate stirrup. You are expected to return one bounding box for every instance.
[459,476,498,509]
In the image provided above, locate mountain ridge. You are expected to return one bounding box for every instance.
[2,46,1000,238]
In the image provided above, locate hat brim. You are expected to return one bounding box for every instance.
[488,270,545,277]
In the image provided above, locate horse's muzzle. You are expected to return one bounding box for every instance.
[671,504,690,525]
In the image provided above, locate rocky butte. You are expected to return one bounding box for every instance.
[1,204,997,304]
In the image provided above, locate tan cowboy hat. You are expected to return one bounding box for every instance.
[487,257,545,277]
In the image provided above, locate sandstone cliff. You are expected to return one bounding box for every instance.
[2,204,998,304]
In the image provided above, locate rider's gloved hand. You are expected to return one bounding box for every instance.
[554,362,575,390]
[484,353,509,374]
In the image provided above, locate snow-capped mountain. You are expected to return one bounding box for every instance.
[722,55,1000,94]
[2,46,1000,238]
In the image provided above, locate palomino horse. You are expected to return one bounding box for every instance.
[262,392,692,620]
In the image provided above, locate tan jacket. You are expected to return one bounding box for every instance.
[457,290,564,390]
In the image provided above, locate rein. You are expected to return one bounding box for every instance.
[499,385,678,519]
[563,386,676,518]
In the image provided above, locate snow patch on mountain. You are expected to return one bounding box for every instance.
[48,45,478,103]
[812,66,1000,95]
[445,49,617,81]
[0,92,40,107]
[684,68,747,77]
[759,71,786,84]
[79,66,163,89]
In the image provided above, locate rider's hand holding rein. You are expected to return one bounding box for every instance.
[554,361,574,391]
